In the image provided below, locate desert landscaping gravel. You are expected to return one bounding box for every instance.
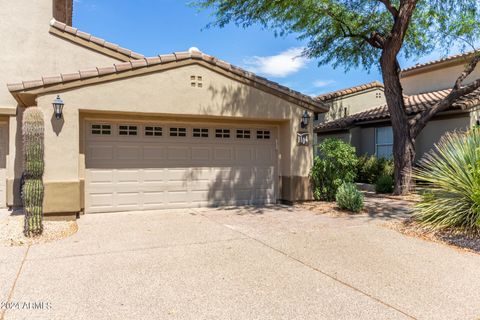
[0,210,77,246]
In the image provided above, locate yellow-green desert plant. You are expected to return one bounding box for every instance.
[22,108,45,237]
[413,128,480,231]
[335,182,364,212]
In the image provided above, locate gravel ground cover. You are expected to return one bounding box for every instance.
[0,210,77,246]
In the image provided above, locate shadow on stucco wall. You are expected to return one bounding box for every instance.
[51,112,64,136]
[200,83,289,205]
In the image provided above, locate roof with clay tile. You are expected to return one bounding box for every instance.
[315,81,384,101]
[7,51,327,111]
[314,88,480,132]
[49,18,144,61]
[401,51,478,76]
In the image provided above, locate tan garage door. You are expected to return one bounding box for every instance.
[85,121,277,213]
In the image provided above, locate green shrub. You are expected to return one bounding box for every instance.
[335,182,364,212]
[310,139,358,201]
[356,155,394,184]
[412,128,480,231]
[375,175,394,194]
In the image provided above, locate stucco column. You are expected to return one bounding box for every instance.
[37,94,81,214]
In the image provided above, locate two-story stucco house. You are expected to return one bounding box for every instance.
[1,0,328,218]
[314,52,480,160]
[312,81,387,155]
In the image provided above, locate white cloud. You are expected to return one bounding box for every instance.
[243,47,308,78]
[313,80,336,88]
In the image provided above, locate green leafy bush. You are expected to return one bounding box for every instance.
[356,155,394,184]
[310,139,358,201]
[375,175,394,194]
[412,128,480,231]
[335,182,364,213]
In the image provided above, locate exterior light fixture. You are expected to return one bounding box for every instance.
[301,110,311,128]
[52,95,64,119]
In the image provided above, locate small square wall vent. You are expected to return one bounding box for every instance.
[190,75,203,88]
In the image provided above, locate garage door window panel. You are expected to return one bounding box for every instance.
[119,125,138,136]
[145,126,162,137]
[91,124,111,135]
[193,128,209,138]
[256,130,271,139]
[236,129,251,139]
[215,129,230,138]
[170,127,187,137]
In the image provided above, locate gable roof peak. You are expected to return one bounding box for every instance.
[7,51,327,111]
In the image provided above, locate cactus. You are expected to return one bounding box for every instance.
[22,107,45,237]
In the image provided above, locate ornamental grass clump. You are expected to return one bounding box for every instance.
[413,128,480,232]
[335,182,364,213]
[22,107,45,237]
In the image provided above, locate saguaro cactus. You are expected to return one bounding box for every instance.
[22,107,45,237]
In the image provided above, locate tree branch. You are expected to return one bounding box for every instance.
[378,0,398,18]
[386,0,418,54]
[334,14,384,49]
[410,53,480,137]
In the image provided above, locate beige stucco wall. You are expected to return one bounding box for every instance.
[314,89,386,126]
[0,0,119,106]
[401,63,480,95]
[415,114,470,160]
[33,63,314,212]
[1,0,122,206]
[321,113,470,160]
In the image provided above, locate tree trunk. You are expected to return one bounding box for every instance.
[380,51,414,195]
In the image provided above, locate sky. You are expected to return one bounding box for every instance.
[73,0,449,96]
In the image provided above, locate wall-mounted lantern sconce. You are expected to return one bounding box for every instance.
[52,95,64,120]
[301,110,311,128]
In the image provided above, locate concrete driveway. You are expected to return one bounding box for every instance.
[1,206,479,320]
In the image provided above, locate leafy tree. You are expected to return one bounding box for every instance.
[196,0,480,194]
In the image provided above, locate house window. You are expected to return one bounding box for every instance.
[376,92,382,99]
[215,129,230,138]
[119,125,137,136]
[236,129,251,139]
[91,124,111,135]
[314,113,319,121]
[170,127,187,137]
[145,126,162,136]
[375,126,393,158]
[256,130,271,139]
[193,128,209,138]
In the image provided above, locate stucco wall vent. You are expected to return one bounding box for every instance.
[190,75,203,88]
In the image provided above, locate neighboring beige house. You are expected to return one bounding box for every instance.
[314,52,480,160]
[1,1,328,217]
[313,81,386,124]
[312,81,386,153]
